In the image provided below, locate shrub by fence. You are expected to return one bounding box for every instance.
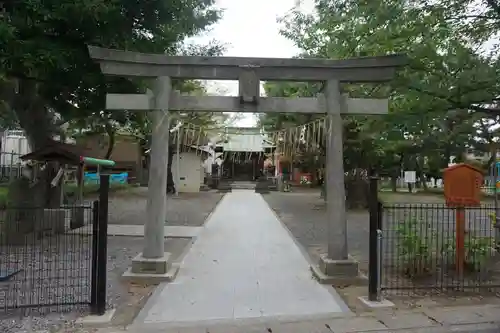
[379,203,500,295]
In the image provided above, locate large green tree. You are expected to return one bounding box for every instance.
[263,0,500,191]
[0,0,223,206]
[0,0,223,147]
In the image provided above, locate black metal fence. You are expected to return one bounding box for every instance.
[378,202,500,295]
[366,177,500,298]
[0,175,110,315]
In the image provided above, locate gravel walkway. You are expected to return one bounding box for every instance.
[261,191,370,270]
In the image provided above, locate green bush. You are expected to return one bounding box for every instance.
[442,236,494,272]
[396,218,434,276]
[0,187,8,209]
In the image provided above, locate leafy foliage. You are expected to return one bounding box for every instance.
[259,0,500,184]
[0,0,224,207]
[0,0,224,146]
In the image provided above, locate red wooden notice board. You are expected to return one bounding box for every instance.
[443,163,483,275]
[443,163,483,207]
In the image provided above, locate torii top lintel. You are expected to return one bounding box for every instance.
[88,46,408,82]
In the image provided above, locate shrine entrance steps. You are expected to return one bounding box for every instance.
[230,181,257,190]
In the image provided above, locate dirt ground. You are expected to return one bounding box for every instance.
[107,188,224,226]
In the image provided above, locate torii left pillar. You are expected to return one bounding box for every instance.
[124,76,179,281]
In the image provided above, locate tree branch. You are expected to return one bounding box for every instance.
[445,14,497,21]
[408,84,500,113]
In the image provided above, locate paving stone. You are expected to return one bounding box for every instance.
[268,321,332,333]
[141,191,347,325]
[375,311,437,330]
[175,327,208,333]
[448,322,500,332]
[472,305,500,322]
[201,324,268,333]
[423,307,485,325]
[388,323,500,333]
[399,328,444,333]
[326,317,387,333]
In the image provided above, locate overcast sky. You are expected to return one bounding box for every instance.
[186,0,315,127]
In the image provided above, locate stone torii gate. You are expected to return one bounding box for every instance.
[88,46,407,282]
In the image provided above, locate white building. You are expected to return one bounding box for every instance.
[171,146,210,193]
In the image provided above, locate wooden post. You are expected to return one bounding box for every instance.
[443,164,484,277]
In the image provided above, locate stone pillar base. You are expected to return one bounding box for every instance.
[311,253,367,286]
[122,252,179,283]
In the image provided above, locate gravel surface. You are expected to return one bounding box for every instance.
[0,235,191,333]
[263,191,498,269]
[0,186,203,333]
[0,188,222,332]
[262,191,370,270]
[108,189,224,226]
[263,190,500,300]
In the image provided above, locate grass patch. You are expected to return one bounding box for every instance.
[379,188,494,204]
[64,183,131,197]
[0,183,132,208]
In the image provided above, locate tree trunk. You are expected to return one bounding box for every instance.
[442,147,451,169]
[345,169,369,209]
[390,176,398,192]
[12,79,61,208]
[166,145,175,194]
[422,176,429,191]
[104,123,115,159]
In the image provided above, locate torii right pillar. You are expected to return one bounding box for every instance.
[312,79,360,284]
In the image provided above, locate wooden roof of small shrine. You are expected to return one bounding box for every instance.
[20,140,94,165]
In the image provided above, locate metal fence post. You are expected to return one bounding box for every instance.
[90,199,99,313]
[368,176,380,301]
[96,174,110,315]
[376,229,383,301]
